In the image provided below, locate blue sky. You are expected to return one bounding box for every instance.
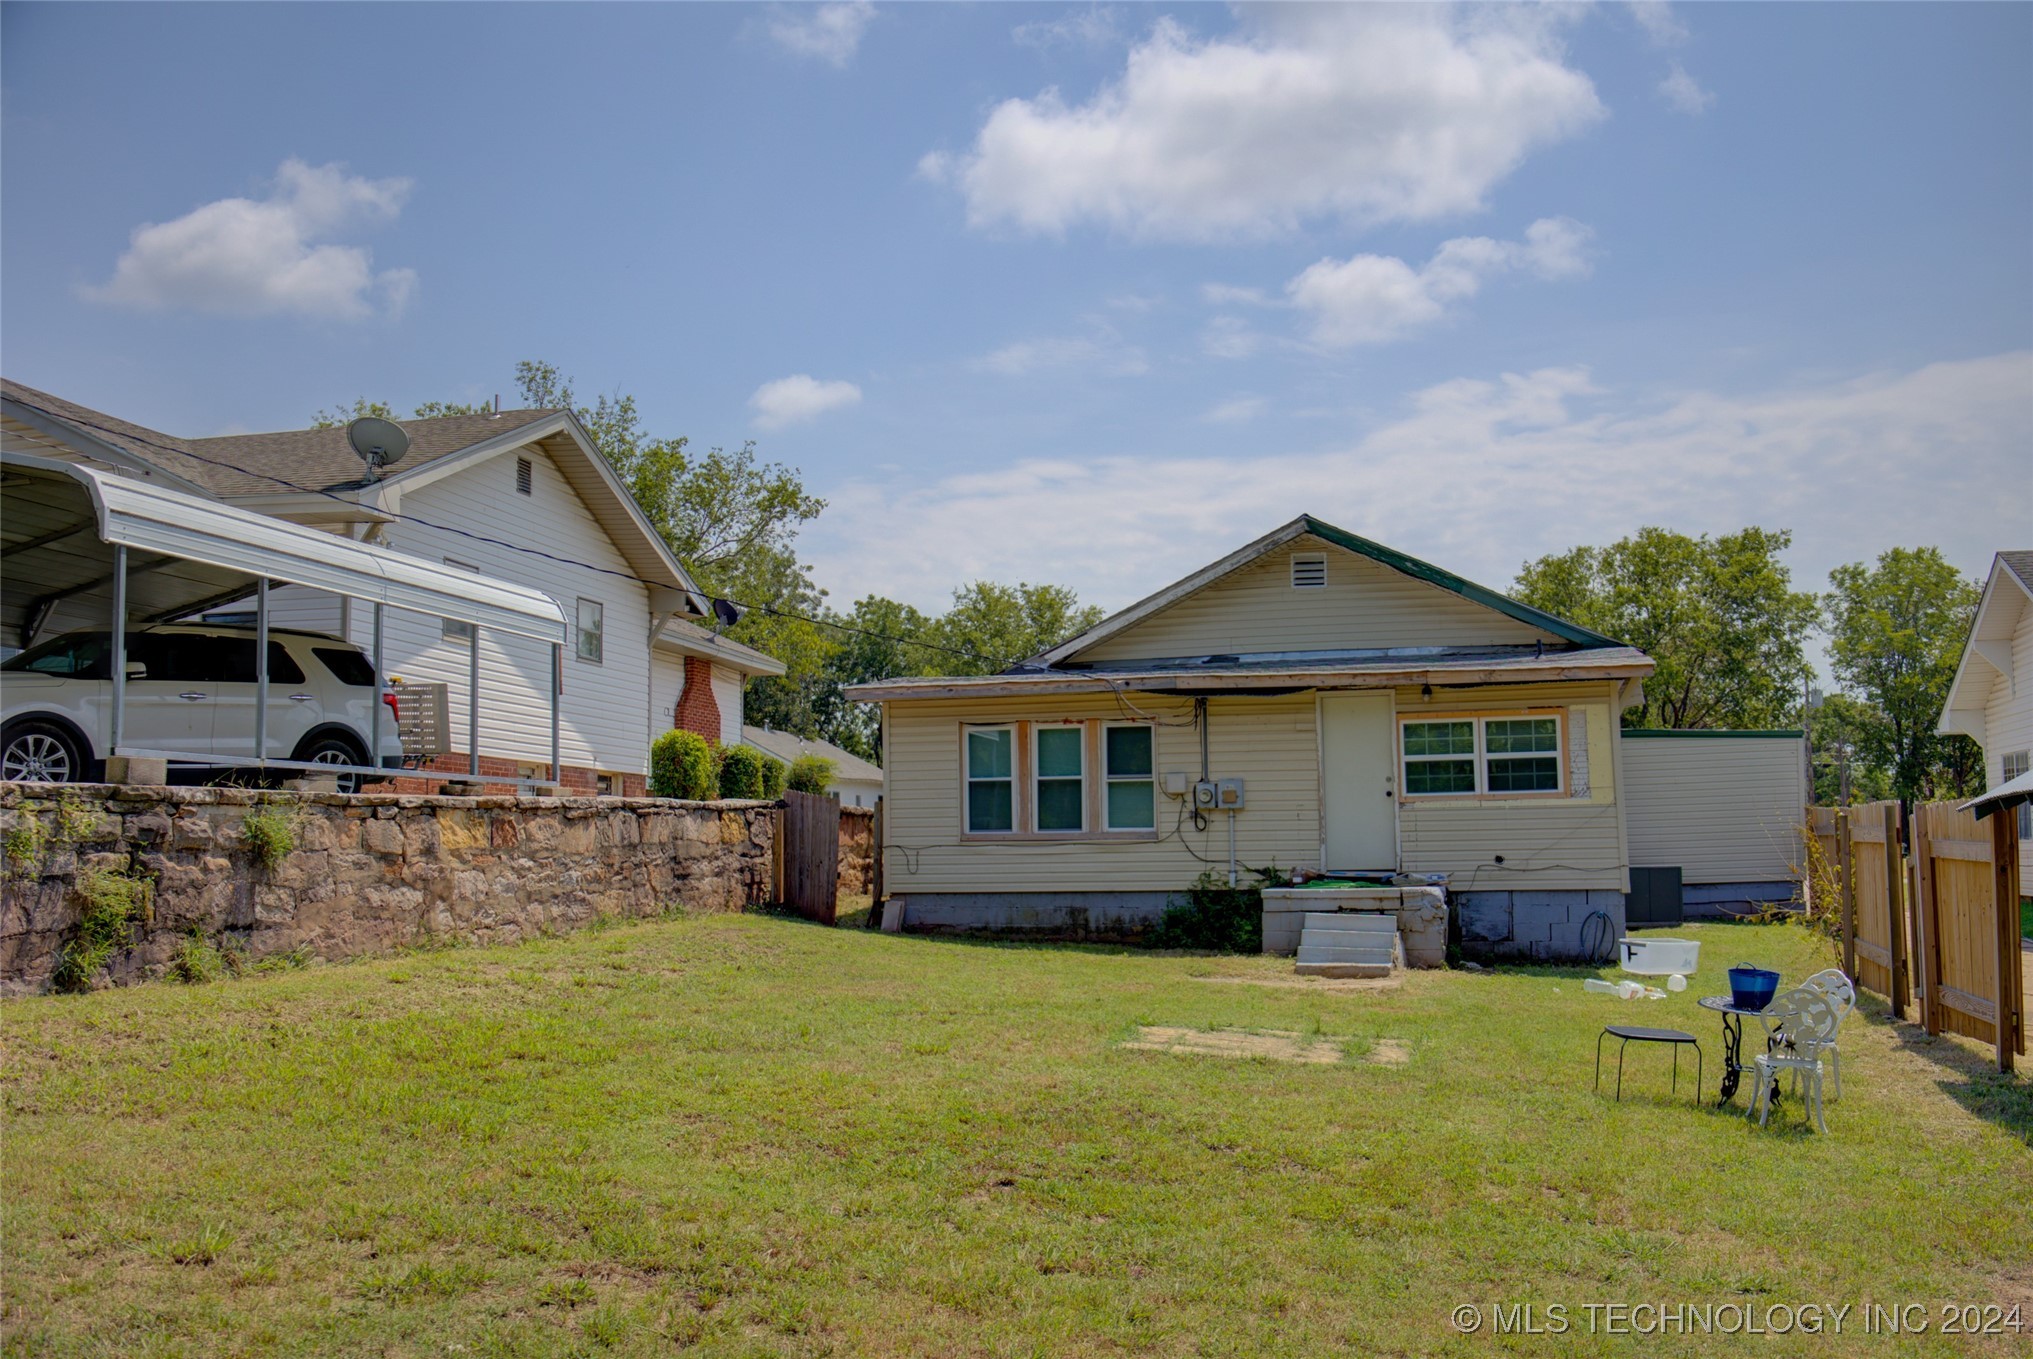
[3,2,2028,619]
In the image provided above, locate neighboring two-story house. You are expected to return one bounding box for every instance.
[1,380,781,793]
[1940,551,2033,862]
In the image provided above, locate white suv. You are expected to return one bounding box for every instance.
[1,624,403,791]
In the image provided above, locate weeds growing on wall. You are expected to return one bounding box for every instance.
[240,808,300,868]
[53,866,153,992]
[1147,869,1266,953]
[168,929,244,984]
[4,815,47,872]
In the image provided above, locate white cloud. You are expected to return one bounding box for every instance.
[749,374,863,429]
[85,159,416,320]
[767,1,876,67]
[802,353,2032,617]
[1012,5,1124,52]
[1627,2,1690,46]
[1201,282,1273,307]
[973,323,1147,377]
[1200,315,1265,360]
[1659,62,1715,114]
[923,6,1603,240]
[1287,217,1594,346]
[1202,396,1266,424]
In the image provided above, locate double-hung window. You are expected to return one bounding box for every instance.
[1402,714,1563,798]
[2005,752,2031,841]
[576,598,604,664]
[1104,724,1156,830]
[1033,725,1086,832]
[966,727,1016,833]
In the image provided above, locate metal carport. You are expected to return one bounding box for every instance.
[2,450,569,786]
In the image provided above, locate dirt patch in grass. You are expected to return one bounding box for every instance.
[1366,1038,1411,1065]
[1122,1026,1345,1064]
[1190,972,1400,994]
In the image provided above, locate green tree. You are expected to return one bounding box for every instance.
[1806,691,1895,805]
[1513,526,1818,730]
[311,397,490,428]
[933,582,1106,676]
[1823,547,1982,802]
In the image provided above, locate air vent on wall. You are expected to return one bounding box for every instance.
[1291,553,1327,588]
[516,456,533,495]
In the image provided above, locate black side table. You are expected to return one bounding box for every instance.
[1595,1025,1703,1103]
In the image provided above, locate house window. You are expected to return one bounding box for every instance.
[1033,725,1086,832]
[1403,720,1477,795]
[1291,553,1327,589]
[516,457,533,495]
[1104,724,1156,830]
[966,727,1015,833]
[576,598,604,663]
[2005,752,2031,840]
[442,559,478,640]
[1402,714,1564,798]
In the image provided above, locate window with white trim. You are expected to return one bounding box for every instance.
[2005,751,2031,841]
[1033,725,1086,833]
[576,598,604,663]
[1401,715,1564,798]
[1104,724,1156,829]
[966,727,1015,833]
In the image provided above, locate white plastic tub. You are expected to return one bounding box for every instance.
[1620,937,1700,976]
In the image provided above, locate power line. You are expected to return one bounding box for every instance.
[21,400,1022,672]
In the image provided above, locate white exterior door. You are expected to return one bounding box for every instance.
[1321,692,1398,871]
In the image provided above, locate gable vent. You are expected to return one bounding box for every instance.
[1291,553,1327,589]
[515,456,533,495]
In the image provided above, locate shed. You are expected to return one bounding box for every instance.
[1620,729,1808,918]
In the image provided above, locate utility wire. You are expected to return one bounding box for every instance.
[20,400,1023,672]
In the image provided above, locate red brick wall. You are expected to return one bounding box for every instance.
[675,655,722,741]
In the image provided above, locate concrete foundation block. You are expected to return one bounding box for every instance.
[105,756,167,786]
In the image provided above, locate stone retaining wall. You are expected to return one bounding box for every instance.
[0,782,779,995]
[839,806,874,897]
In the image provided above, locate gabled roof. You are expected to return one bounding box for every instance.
[1938,550,2033,741]
[0,378,709,610]
[2,380,216,495]
[1031,514,1622,667]
[741,725,885,784]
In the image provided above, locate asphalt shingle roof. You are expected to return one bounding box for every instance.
[2000,551,2033,591]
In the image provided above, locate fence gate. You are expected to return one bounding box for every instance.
[1807,802,1908,1018]
[781,789,840,925]
[1912,801,2025,1071]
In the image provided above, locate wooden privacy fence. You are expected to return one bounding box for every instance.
[1911,801,2025,1071]
[780,790,840,926]
[1806,799,2025,1072]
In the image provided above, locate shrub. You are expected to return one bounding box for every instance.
[1146,870,1264,953]
[240,808,298,868]
[649,729,718,800]
[53,866,152,992]
[717,744,769,800]
[758,753,788,800]
[787,755,836,796]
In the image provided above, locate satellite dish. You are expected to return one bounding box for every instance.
[711,598,747,628]
[346,417,411,482]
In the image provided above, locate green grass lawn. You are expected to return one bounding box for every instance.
[4,914,2029,1357]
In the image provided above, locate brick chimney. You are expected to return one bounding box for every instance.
[675,655,722,740]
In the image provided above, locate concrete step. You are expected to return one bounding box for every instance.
[1302,911,1395,933]
[1296,944,1397,966]
[1294,961,1395,979]
[1301,923,1396,946]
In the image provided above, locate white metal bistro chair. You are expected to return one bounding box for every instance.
[1750,990,1841,1132]
[1796,968,1856,1100]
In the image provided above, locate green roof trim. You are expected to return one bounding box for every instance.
[1621,728,1805,740]
[1298,516,1623,650]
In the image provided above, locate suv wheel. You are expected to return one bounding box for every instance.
[293,733,369,794]
[1,720,85,784]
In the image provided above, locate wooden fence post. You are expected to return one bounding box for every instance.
[1993,812,2022,1072]
[866,796,885,930]
[1884,801,1907,1019]
[1912,804,1940,1034]
[1839,808,1856,984]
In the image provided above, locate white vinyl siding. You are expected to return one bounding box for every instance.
[1622,735,1808,884]
[324,445,655,775]
[246,583,344,636]
[1074,535,1558,663]
[710,663,744,746]
[1987,592,2033,861]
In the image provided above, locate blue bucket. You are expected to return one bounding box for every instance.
[1728,965,1780,1011]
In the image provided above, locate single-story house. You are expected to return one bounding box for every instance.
[2,380,783,793]
[1939,550,2033,857]
[846,515,1662,956]
[741,725,885,807]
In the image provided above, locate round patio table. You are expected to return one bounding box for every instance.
[1697,995,1794,1106]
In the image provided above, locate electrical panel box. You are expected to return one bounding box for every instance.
[1216,777,1246,810]
[1192,780,1218,809]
